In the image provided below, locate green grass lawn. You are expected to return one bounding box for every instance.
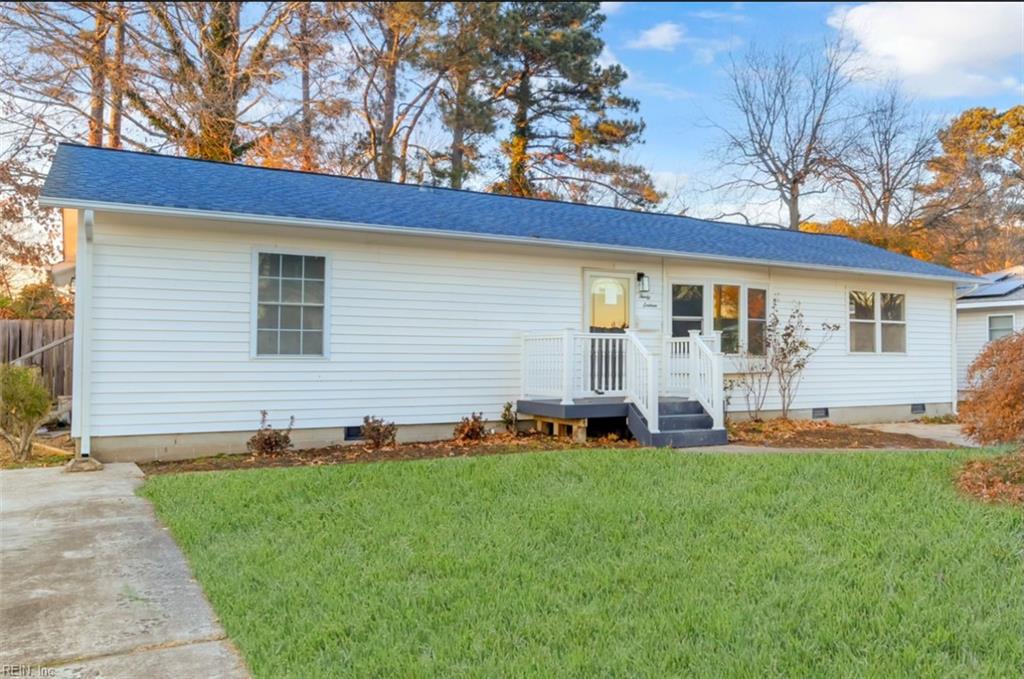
[141,449,1024,678]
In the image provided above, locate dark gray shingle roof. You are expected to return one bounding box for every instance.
[41,143,975,282]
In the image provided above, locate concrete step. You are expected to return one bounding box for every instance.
[648,427,728,448]
[658,399,705,416]
[659,413,713,430]
[627,405,728,448]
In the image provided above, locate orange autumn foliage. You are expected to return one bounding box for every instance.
[960,331,1024,445]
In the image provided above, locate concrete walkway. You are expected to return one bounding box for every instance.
[0,463,247,678]
[852,422,977,448]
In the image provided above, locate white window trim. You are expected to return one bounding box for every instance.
[250,247,331,360]
[847,288,908,355]
[664,279,769,356]
[987,313,1015,342]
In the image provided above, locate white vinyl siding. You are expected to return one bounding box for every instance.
[956,307,1023,389]
[84,210,957,437]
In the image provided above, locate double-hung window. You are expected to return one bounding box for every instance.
[256,253,326,356]
[988,314,1014,341]
[849,290,905,353]
[713,284,741,354]
[747,287,767,356]
[671,284,704,338]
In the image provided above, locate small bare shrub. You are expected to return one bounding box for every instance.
[0,365,52,461]
[247,410,294,455]
[766,299,840,419]
[501,401,518,433]
[454,412,486,441]
[361,416,397,449]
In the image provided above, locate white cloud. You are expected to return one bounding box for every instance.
[627,22,684,51]
[600,2,625,15]
[599,46,692,100]
[828,2,1024,97]
[687,35,743,65]
[627,77,694,101]
[690,10,748,23]
[597,46,626,72]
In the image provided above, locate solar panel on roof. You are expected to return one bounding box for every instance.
[961,279,1024,298]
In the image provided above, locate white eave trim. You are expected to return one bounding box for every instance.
[957,299,1024,310]
[37,196,980,284]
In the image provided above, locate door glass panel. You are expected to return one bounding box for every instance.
[589,277,629,332]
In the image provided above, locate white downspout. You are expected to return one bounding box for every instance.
[71,209,93,457]
[950,283,958,415]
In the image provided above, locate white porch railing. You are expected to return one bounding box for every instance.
[522,330,725,432]
[686,331,725,429]
[522,330,660,432]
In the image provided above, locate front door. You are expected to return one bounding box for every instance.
[584,273,630,394]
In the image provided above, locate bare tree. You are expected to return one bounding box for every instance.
[714,40,854,229]
[123,2,296,161]
[339,2,446,183]
[825,86,936,231]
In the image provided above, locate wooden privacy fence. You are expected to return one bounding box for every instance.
[1,319,74,399]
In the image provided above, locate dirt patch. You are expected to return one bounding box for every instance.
[140,432,639,475]
[957,451,1024,505]
[0,432,75,470]
[727,419,957,449]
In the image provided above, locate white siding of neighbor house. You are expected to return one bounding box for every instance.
[956,307,1023,390]
[80,211,957,438]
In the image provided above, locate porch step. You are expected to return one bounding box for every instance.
[628,402,727,448]
[659,413,713,430]
[658,398,706,415]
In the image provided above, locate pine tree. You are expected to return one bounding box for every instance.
[488,2,659,207]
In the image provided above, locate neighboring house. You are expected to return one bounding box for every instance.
[956,265,1024,393]
[40,144,976,461]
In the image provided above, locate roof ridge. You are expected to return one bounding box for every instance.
[53,142,854,241]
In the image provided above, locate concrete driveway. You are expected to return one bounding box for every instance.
[1,463,247,678]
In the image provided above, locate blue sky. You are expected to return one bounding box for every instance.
[595,2,1024,220]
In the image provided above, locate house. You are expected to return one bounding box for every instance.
[956,265,1023,393]
[39,143,977,461]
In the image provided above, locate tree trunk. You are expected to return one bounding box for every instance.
[449,72,468,189]
[88,7,109,147]
[377,24,398,181]
[107,3,126,149]
[297,5,314,171]
[195,2,240,161]
[786,185,801,230]
[507,69,532,196]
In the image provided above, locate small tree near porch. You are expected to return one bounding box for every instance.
[728,298,840,420]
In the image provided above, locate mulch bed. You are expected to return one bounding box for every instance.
[140,432,639,475]
[957,451,1024,505]
[727,419,957,449]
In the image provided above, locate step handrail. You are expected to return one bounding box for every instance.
[623,330,659,433]
[687,331,724,429]
[8,333,73,365]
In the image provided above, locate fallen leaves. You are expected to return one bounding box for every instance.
[957,451,1024,505]
[727,418,956,449]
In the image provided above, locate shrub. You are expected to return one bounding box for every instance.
[453,412,486,442]
[501,401,518,433]
[960,331,1024,446]
[247,410,294,455]
[361,416,397,449]
[0,365,52,461]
